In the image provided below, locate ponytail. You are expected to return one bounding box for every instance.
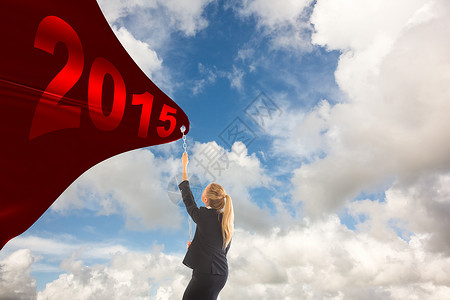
[221,194,234,249]
[205,183,234,249]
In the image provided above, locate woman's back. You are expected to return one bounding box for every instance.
[180,152,233,300]
[179,181,230,275]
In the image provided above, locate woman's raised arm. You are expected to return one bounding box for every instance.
[182,152,189,181]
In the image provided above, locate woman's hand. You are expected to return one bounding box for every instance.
[187,240,191,249]
[182,152,189,168]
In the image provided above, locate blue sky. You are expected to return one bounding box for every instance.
[2,0,450,299]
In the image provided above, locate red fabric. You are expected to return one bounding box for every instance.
[0,0,189,249]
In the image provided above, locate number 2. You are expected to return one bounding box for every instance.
[29,16,84,140]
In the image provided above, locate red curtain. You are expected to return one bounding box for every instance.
[0,0,189,249]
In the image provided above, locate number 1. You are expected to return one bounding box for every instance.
[132,92,154,138]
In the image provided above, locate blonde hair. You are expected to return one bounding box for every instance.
[206,183,234,249]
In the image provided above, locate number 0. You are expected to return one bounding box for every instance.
[88,57,126,131]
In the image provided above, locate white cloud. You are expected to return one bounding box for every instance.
[3,235,130,262]
[239,0,311,27]
[53,141,282,234]
[282,0,450,216]
[225,66,245,90]
[53,149,183,231]
[234,0,314,51]
[0,249,37,300]
[159,0,212,36]
[221,217,450,299]
[5,236,80,258]
[97,0,213,37]
[268,99,329,159]
[191,63,246,95]
[191,63,218,95]
[112,26,163,80]
[4,213,450,299]
[348,171,450,255]
[96,0,214,93]
[189,141,283,233]
[311,0,429,51]
[0,235,133,280]
[5,2,450,299]
[1,228,447,299]
[110,25,176,94]
[36,250,189,300]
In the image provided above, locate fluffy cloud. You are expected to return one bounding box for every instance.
[5,1,450,299]
[97,0,214,92]
[268,99,329,159]
[234,0,314,51]
[189,141,283,233]
[311,0,430,51]
[282,0,450,216]
[36,249,189,300]
[223,217,450,299]
[191,63,218,95]
[53,149,183,231]
[158,0,212,36]
[97,0,213,38]
[0,249,37,300]
[348,170,450,255]
[26,217,449,299]
[4,235,130,263]
[191,63,245,95]
[111,25,176,94]
[53,141,279,234]
[112,26,163,79]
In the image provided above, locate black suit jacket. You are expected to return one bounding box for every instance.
[179,180,231,275]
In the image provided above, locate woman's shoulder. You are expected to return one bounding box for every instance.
[199,206,217,213]
[198,207,222,218]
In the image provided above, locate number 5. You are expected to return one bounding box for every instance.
[157,104,177,138]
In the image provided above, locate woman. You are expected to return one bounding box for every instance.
[178,152,234,300]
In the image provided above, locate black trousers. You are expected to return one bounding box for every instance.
[182,269,228,300]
